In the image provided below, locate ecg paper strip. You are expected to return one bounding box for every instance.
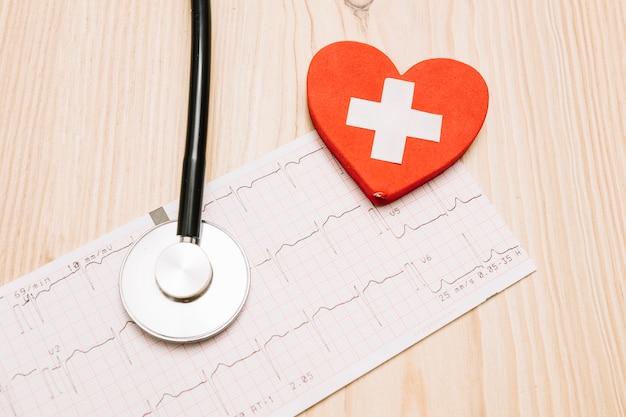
[0,131,535,417]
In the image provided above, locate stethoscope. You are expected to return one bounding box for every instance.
[119,0,250,342]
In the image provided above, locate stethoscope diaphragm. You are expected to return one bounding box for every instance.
[119,220,249,342]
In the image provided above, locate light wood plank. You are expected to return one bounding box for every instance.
[1,0,625,415]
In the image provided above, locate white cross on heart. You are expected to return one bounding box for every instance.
[346,78,443,164]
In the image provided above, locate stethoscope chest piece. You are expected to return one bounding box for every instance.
[120,220,250,342]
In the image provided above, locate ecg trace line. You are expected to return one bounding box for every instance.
[423,266,481,294]
[274,205,361,257]
[448,194,482,211]
[14,241,132,308]
[64,332,118,364]
[263,330,290,349]
[419,246,521,294]
[7,320,136,387]
[369,194,483,239]
[202,187,235,211]
[274,230,319,259]
[150,372,210,413]
[284,147,325,170]
[483,246,520,263]
[7,242,133,335]
[202,147,325,212]
[255,205,361,280]
[16,269,79,307]
[310,293,361,319]
[9,370,36,382]
[362,271,404,293]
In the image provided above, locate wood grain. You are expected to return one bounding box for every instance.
[1,0,625,415]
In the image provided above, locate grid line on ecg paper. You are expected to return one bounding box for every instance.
[0,131,535,417]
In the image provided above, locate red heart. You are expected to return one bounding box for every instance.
[307,41,489,205]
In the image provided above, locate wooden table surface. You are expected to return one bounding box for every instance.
[1,1,625,416]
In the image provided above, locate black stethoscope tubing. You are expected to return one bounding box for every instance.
[177,0,211,242]
[119,0,250,343]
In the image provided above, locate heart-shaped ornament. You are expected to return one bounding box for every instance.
[307,41,489,205]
